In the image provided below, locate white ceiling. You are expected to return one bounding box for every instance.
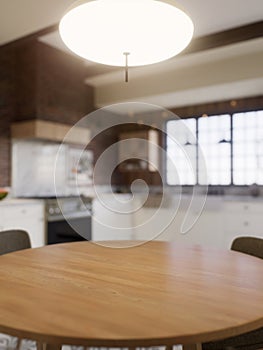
[1,0,263,45]
[1,0,262,109]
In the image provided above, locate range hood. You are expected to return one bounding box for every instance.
[11,120,90,145]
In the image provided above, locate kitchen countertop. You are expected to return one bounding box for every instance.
[1,194,262,207]
[0,198,45,206]
[222,195,263,202]
[109,192,263,202]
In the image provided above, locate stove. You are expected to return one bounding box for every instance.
[45,196,92,245]
[46,196,92,221]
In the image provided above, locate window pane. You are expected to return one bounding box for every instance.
[233,111,263,185]
[166,119,197,185]
[198,115,231,185]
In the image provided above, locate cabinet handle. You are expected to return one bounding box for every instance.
[244,221,249,227]
[244,205,249,210]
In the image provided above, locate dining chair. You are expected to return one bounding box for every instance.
[0,229,32,350]
[0,231,59,350]
[0,229,31,255]
[202,236,263,350]
[231,236,263,260]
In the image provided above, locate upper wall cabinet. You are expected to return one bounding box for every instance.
[118,129,159,172]
[11,120,90,145]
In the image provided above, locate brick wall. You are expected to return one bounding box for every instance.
[0,46,16,187]
[0,40,95,187]
[15,42,38,121]
[36,42,94,124]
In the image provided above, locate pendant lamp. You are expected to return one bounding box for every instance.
[59,0,194,81]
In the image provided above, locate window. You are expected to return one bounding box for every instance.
[233,111,263,185]
[166,110,263,186]
[166,118,197,185]
[198,115,231,185]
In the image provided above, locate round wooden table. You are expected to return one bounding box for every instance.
[0,241,263,349]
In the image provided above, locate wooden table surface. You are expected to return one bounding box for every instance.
[0,241,263,347]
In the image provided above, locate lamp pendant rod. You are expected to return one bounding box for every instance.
[123,52,130,83]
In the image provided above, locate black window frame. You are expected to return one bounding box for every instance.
[165,109,263,187]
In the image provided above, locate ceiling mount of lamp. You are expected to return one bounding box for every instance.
[59,0,194,82]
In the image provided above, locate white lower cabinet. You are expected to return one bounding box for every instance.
[92,194,263,250]
[0,200,45,248]
[133,206,223,248]
[222,201,263,248]
[92,194,135,241]
[133,207,177,241]
[176,209,224,248]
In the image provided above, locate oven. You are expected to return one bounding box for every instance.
[46,197,92,245]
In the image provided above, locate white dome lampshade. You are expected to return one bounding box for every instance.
[59,0,194,80]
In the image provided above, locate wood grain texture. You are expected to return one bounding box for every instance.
[183,21,263,55]
[0,241,263,347]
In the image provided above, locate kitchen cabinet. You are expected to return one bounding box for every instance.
[0,200,45,248]
[222,200,263,248]
[118,130,159,172]
[133,207,177,241]
[175,207,223,247]
[133,197,223,247]
[92,194,263,249]
[92,194,135,241]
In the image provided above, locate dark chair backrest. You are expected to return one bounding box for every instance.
[231,236,263,260]
[0,230,31,255]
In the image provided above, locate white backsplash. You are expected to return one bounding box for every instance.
[12,140,93,198]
